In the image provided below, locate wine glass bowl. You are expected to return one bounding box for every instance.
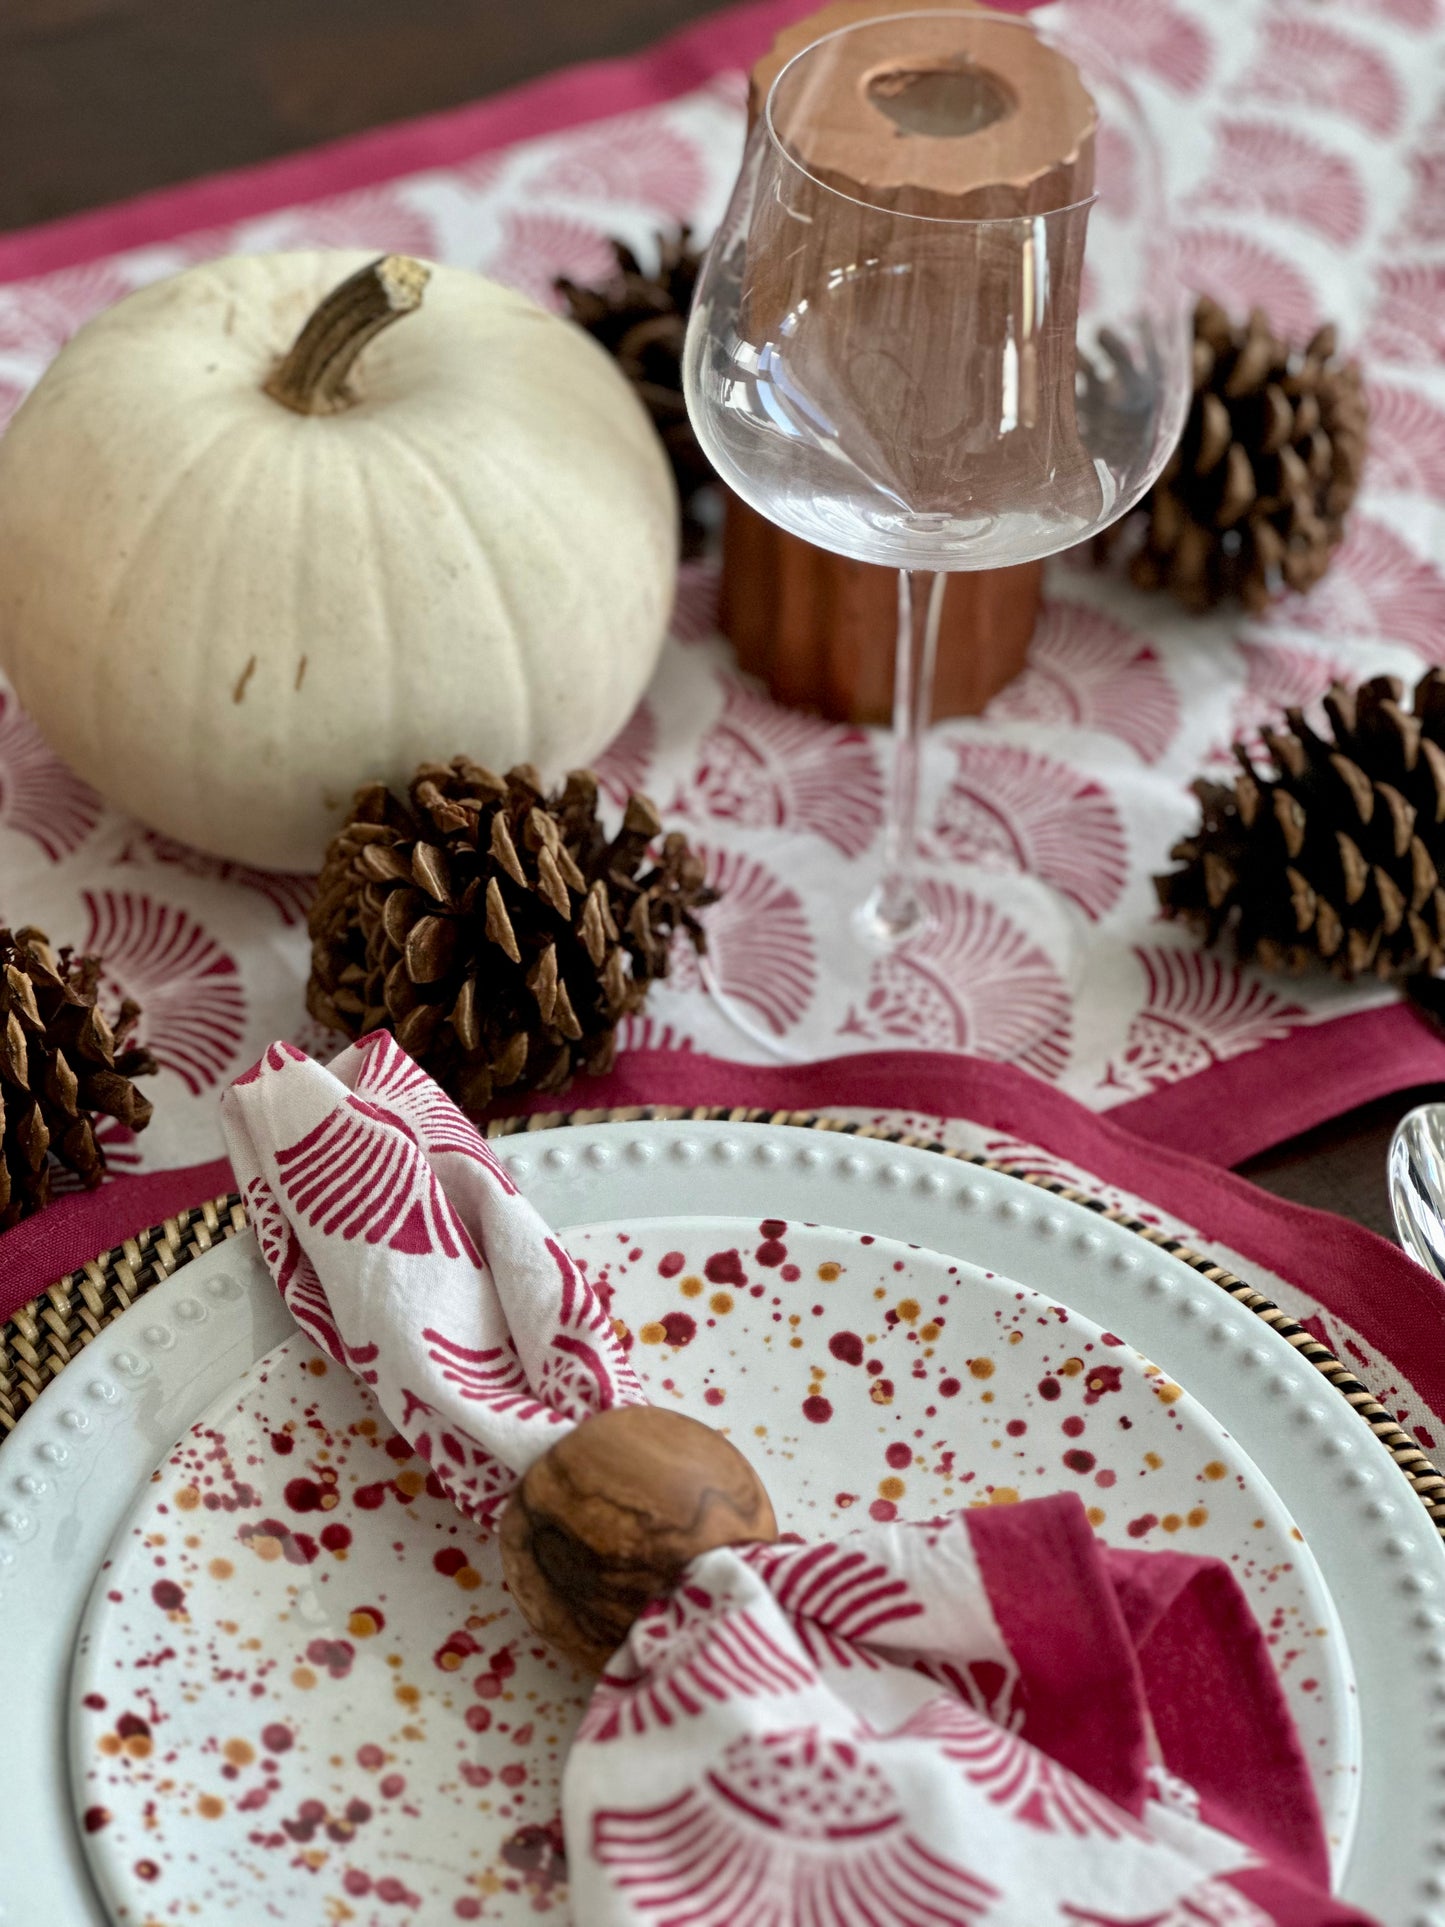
[683,9,1191,946]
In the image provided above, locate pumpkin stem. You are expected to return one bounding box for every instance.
[264,254,431,415]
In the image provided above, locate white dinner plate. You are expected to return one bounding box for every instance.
[1,1121,1441,1927]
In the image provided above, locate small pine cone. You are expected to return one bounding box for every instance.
[306,759,716,1111]
[557,231,712,557]
[1157,670,1445,980]
[1118,297,1366,613]
[0,926,158,1227]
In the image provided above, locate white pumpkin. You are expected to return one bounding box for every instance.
[0,250,678,871]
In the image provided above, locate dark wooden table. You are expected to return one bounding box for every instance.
[1,0,1434,1240]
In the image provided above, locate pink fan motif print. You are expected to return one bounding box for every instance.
[0,259,132,359]
[668,846,816,1037]
[930,743,1128,921]
[1283,516,1445,659]
[1241,15,1403,136]
[1094,124,1138,220]
[1190,120,1366,247]
[841,883,1073,1082]
[581,1586,818,1744]
[1365,382,1445,502]
[1393,121,1445,245]
[985,601,1179,764]
[244,185,439,258]
[594,700,658,808]
[1058,0,1212,93]
[591,1729,999,1927]
[120,831,316,927]
[489,208,616,309]
[1099,948,1307,1097]
[83,889,245,1095]
[531,118,707,221]
[615,1011,696,1054]
[242,1171,332,1346]
[1217,640,1349,762]
[892,1699,1143,1841]
[1174,228,1319,340]
[0,689,101,860]
[686,679,884,859]
[743,1537,926,1668]
[1365,262,1445,369]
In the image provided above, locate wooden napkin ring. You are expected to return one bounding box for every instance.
[498,1405,779,1674]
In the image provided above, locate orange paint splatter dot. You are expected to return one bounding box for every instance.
[878,1477,906,1501]
[680,1276,704,1298]
[349,1611,381,1638]
[1188,1507,1209,1528]
[97,1735,121,1758]
[174,1485,200,1511]
[710,1293,733,1315]
[869,1383,893,1406]
[456,1566,483,1592]
[1059,1358,1084,1378]
[817,1263,842,1283]
[1203,1460,1227,1481]
[223,1739,254,1767]
[988,1487,1019,1506]
[639,1322,666,1345]
[1007,1330,1024,1345]
[209,1558,233,1581]
[306,1358,328,1376]
[1143,1451,1163,1471]
[1162,1514,1182,1533]
[395,1684,421,1708]
[251,1536,283,1563]
[1087,1506,1106,1527]
[968,1358,995,1380]
[197,1795,225,1819]
[920,1322,940,1342]
[396,1469,426,1498]
[1154,1382,1182,1405]
[292,1668,317,1690]
[896,1299,920,1323]
[123,1735,152,1759]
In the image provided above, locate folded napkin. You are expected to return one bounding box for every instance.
[223,1033,1376,1927]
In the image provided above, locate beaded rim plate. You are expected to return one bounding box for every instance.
[0,1119,1442,1927]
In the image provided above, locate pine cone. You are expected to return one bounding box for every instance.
[306,759,716,1109]
[557,231,712,557]
[1122,297,1366,612]
[0,926,157,1227]
[1157,671,1445,980]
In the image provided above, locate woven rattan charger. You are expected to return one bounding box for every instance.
[5,1105,1441,1544]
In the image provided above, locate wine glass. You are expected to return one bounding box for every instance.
[683,9,1191,947]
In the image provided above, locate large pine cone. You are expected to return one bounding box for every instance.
[307,760,715,1109]
[0,927,157,1227]
[1157,671,1445,979]
[1125,298,1366,612]
[557,231,711,556]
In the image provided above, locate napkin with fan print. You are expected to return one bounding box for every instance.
[222,1032,1375,1927]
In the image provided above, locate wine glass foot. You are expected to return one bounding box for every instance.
[853,883,931,951]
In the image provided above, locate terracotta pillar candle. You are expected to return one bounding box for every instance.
[720,0,1097,723]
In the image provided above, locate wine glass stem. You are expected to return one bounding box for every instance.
[872,567,946,942]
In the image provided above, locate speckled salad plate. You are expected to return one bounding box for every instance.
[2,1122,1442,1927]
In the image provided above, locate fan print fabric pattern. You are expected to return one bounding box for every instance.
[220,1033,646,1525]
[0,0,1440,1175]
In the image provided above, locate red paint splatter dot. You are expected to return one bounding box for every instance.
[704,1249,746,1286]
[263,1724,294,1754]
[357,1743,385,1768]
[869,1498,898,1522]
[465,1704,492,1733]
[456,1902,483,1920]
[836,1492,857,1507]
[885,1443,911,1469]
[658,1251,685,1278]
[829,1331,864,1366]
[1300,1677,1318,1693]
[1061,1415,1086,1438]
[134,1860,159,1882]
[660,1311,696,1346]
[83,1807,110,1833]
[756,1239,787,1267]
[499,1763,528,1788]
[320,1523,352,1552]
[380,1774,406,1798]
[343,1870,372,1897]
[760,1219,787,1237]
[376,1877,416,1905]
[269,1432,294,1455]
[781,1264,801,1282]
[1095,1469,1117,1489]
[802,1395,833,1424]
[1038,1377,1061,1400]
[1064,1449,1096,1474]
[82,1693,107,1712]
[354,1483,387,1510]
[151,1579,185,1612]
[1127,1513,1159,1538]
[433,1547,469,1576]
[284,1477,325,1513]
[116,1713,150,1740]
[1005,1419,1027,1437]
[306,1637,355,1679]
[703,1386,724,1406]
[938,1377,960,1398]
[384,1435,413,1462]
